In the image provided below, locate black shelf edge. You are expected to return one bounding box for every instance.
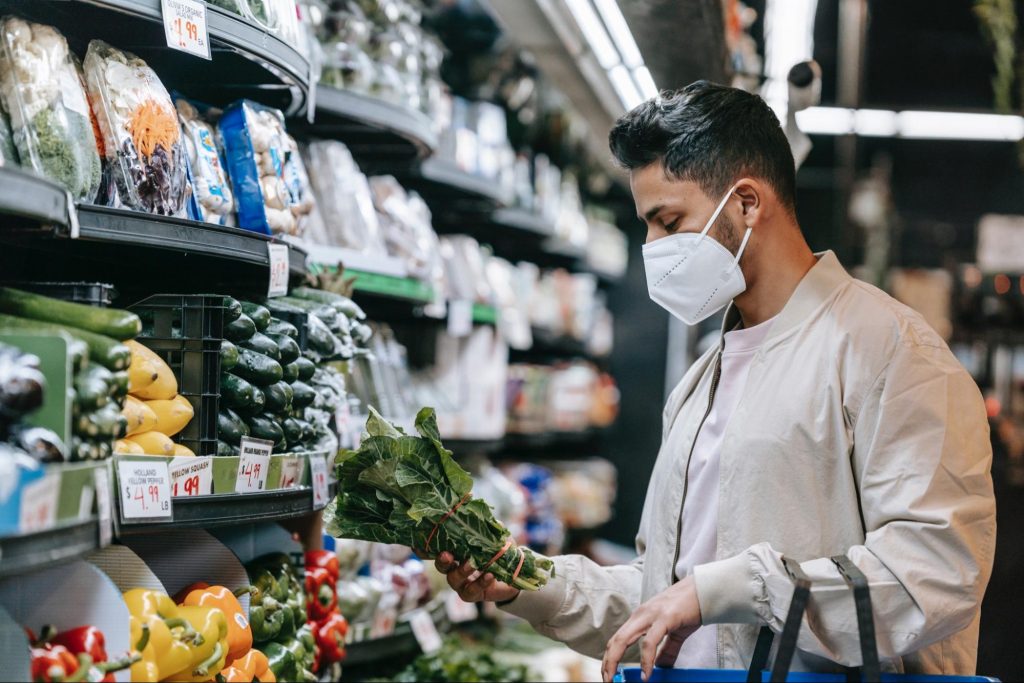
[0,519,99,579]
[343,600,450,669]
[406,159,510,208]
[490,207,555,238]
[445,438,506,455]
[0,167,69,227]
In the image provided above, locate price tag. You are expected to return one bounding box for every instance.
[267,243,290,298]
[309,453,330,508]
[236,438,272,493]
[279,456,304,489]
[407,609,442,655]
[447,300,473,338]
[170,456,213,497]
[18,472,61,533]
[444,590,479,624]
[117,460,173,521]
[93,467,112,547]
[161,0,211,60]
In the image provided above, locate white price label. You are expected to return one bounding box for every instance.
[18,471,61,533]
[161,0,211,60]
[236,438,273,493]
[408,609,442,655]
[93,467,112,547]
[444,590,479,624]
[310,453,330,509]
[170,456,213,497]
[447,300,473,338]
[267,243,290,298]
[117,460,173,520]
[279,456,304,489]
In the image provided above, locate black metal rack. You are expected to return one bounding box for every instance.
[0,519,100,579]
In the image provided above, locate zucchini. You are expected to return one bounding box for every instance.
[240,332,281,361]
[109,370,129,399]
[290,381,316,409]
[245,413,284,444]
[234,385,266,417]
[217,440,239,457]
[293,357,315,382]
[0,313,130,370]
[220,339,239,371]
[68,339,87,374]
[266,318,298,339]
[282,417,303,445]
[268,333,299,364]
[71,436,100,462]
[290,287,366,320]
[223,296,242,322]
[221,372,255,410]
[304,315,338,357]
[0,287,142,340]
[217,408,249,445]
[224,314,256,342]
[75,402,122,439]
[263,381,294,413]
[281,361,299,383]
[75,364,112,411]
[233,347,283,386]
[240,302,272,331]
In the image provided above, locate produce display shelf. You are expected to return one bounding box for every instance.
[0,0,310,116]
[0,519,100,579]
[347,269,436,304]
[299,86,438,165]
[472,303,499,325]
[512,328,591,360]
[406,158,510,208]
[490,207,556,238]
[344,600,450,669]
[0,167,70,228]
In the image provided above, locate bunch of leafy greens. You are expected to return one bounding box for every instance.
[381,637,533,683]
[325,407,555,592]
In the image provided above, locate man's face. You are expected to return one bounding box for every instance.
[630,163,741,253]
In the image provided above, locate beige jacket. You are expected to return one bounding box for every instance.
[504,251,996,675]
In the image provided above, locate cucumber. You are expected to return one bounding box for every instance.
[240,302,272,331]
[290,381,316,409]
[0,313,130,370]
[0,287,142,340]
[74,365,112,411]
[282,417,303,445]
[233,347,283,386]
[268,333,299,364]
[280,299,339,329]
[221,372,255,410]
[217,440,239,457]
[109,370,129,399]
[293,357,315,382]
[71,436,99,462]
[266,318,298,339]
[263,381,294,413]
[245,413,284,444]
[75,402,122,439]
[217,408,249,445]
[290,287,366,320]
[220,340,239,371]
[234,385,266,417]
[304,315,338,357]
[223,296,242,322]
[240,332,281,361]
[281,361,299,383]
[224,314,256,342]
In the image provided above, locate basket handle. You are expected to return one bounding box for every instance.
[831,555,881,682]
[746,555,814,682]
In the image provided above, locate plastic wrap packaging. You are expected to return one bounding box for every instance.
[175,99,234,225]
[368,175,442,280]
[0,17,101,199]
[0,106,16,167]
[304,140,387,253]
[84,40,188,215]
[218,99,299,235]
[281,135,316,237]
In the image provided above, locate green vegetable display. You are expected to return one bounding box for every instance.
[383,637,533,683]
[326,408,555,592]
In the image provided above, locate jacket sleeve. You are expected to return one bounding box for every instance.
[692,340,996,665]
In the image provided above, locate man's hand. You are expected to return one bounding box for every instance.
[435,551,520,604]
[601,575,702,682]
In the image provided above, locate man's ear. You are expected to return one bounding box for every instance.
[733,178,762,225]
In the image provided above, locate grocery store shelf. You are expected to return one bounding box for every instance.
[344,600,450,669]
[1,0,310,115]
[500,428,604,455]
[445,438,506,455]
[298,86,437,165]
[0,167,70,228]
[472,304,498,325]
[348,269,435,304]
[405,159,510,209]
[0,520,99,579]
[490,207,556,238]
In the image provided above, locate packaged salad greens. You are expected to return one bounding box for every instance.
[176,98,234,225]
[83,40,188,216]
[0,17,101,199]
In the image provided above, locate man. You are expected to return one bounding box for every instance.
[436,81,996,680]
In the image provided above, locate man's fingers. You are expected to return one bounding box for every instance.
[447,561,477,591]
[602,617,649,682]
[435,552,458,574]
[655,627,695,668]
[640,622,669,681]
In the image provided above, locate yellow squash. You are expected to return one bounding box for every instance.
[125,430,175,456]
[145,395,194,436]
[126,340,178,400]
[128,355,160,394]
[115,438,145,455]
[172,444,195,457]
[123,396,158,436]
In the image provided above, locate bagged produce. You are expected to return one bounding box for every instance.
[0,106,16,167]
[176,98,234,225]
[281,134,316,237]
[0,17,101,199]
[304,140,386,253]
[83,40,188,216]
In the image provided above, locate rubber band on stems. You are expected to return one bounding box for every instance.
[480,539,526,583]
[425,493,472,554]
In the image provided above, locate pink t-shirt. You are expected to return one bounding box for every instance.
[673,315,775,668]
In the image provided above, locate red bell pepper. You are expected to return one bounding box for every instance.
[51,625,136,682]
[304,566,337,622]
[28,625,137,682]
[314,612,348,666]
[305,550,339,583]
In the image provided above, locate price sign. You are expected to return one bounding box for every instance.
[18,472,61,533]
[117,460,172,521]
[407,609,442,655]
[93,467,112,547]
[447,300,473,338]
[267,243,290,298]
[279,456,304,489]
[309,453,330,509]
[236,438,272,493]
[444,590,480,624]
[170,456,213,497]
[161,0,211,60]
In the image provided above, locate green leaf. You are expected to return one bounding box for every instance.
[366,406,403,439]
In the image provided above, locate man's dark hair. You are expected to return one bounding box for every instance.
[608,80,797,213]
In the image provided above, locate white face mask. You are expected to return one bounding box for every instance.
[642,186,753,325]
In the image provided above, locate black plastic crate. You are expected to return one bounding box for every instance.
[6,282,118,307]
[128,294,226,456]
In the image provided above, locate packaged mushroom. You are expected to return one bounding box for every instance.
[83,39,188,216]
[280,134,316,237]
[176,98,234,225]
[219,99,298,235]
[0,17,101,199]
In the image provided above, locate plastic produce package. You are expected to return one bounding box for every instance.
[83,40,188,215]
[0,106,16,167]
[281,134,317,237]
[175,99,233,225]
[0,17,101,199]
[219,99,299,235]
[305,140,386,253]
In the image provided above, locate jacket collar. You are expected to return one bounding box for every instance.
[720,250,851,346]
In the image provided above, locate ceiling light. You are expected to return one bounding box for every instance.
[898,111,1024,140]
[794,106,853,135]
[854,109,898,137]
[564,0,620,70]
[608,64,643,110]
[633,65,658,100]
[592,0,643,68]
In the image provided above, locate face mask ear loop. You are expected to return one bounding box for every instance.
[699,184,739,244]
[734,226,753,264]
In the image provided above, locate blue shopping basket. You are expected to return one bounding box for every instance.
[615,555,998,683]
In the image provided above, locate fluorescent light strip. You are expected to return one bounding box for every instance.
[565,0,620,70]
[609,64,643,110]
[592,0,644,68]
[795,106,1024,141]
[633,65,658,99]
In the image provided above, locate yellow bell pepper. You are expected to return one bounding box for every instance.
[162,605,228,682]
[123,588,202,682]
[129,617,159,682]
[178,584,252,662]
